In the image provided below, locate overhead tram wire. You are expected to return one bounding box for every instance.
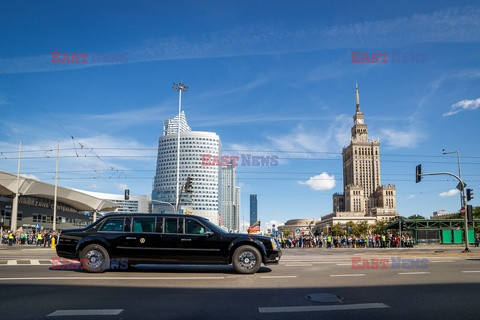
[0,69,120,172]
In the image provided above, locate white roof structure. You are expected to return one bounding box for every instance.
[0,170,118,212]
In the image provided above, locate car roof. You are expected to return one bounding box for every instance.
[101,212,208,221]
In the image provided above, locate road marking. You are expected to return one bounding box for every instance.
[0,276,225,281]
[260,276,297,279]
[336,263,352,266]
[461,271,480,273]
[48,309,123,316]
[329,274,365,277]
[429,260,455,263]
[397,272,430,275]
[7,260,17,265]
[30,260,40,265]
[285,264,313,267]
[259,303,390,313]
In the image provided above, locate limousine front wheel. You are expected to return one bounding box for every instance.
[232,245,261,274]
[80,244,110,273]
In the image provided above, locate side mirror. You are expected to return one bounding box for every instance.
[205,230,214,237]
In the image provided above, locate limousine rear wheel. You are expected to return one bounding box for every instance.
[232,245,262,274]
[80,244,110,273]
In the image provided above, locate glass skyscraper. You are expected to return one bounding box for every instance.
[249,194,257,225]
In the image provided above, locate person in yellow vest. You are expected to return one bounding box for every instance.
[36,233,43,247]
[8,232,14,246]
[381,234,386,248]
[327,235,332,249]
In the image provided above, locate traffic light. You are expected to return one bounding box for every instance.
[415,164,422,183]
[185,177,193,193]
[124,189,130,200]
[467,205,473,223]
[466,188,473,202]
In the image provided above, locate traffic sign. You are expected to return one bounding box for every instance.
[35,224,40,229]
[460,207,465,216]
[295,228,301,234]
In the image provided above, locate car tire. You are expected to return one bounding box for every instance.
[80,244,110,273]
[232,245,262,274]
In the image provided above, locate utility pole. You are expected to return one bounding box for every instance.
[11,141,22,232]
[53,141,59,231]
[173,82,188,213]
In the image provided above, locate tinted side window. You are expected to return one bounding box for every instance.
[185,218,206,235]
[124,217,131,232]
[132,218,155,233]
[164,218,178,234]
[100,219,124,232]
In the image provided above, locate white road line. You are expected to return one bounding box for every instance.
[260,276,297,279]
[285,264,313,267]
[0,276,225,281]
[7,260,17,265]
[48,309,123,316]
[336,263,352,266]
[429,261,455,263]
[461,271,480,273]
[330,274,365,277]
[398,272,430,275]
[30,260,40,265]
[259,303,390,313]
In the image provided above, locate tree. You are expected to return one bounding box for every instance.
[371,220,388,235]
[330,223,343,236]
[408,214,424,219]
[354,221,370,237]
[283,230,291,238]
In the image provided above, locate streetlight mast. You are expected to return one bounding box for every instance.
[173,82,188,213]
[442,149,469,251]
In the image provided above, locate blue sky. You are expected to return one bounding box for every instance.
[0,0,479,227]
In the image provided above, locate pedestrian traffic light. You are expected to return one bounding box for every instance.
[185,177,193,193]
[467,205,473,223]
[466,188,473,202]
[415,164,422,183]
[124,189,130,200]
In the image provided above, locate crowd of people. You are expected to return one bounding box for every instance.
[279,234,416,249]
[1,230,59,247]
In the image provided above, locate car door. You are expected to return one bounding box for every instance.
[176,217,226,263]
[114,216,159,262]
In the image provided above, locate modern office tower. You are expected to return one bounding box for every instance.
[250,194,258,225]
[235,187,241,231]
[221,161,240,231]
[152,112,222,224]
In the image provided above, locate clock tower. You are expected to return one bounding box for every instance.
[351,83,368,142]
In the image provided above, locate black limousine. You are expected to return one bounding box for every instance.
[56,213,282,274]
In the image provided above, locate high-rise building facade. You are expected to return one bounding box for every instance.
[250,194,257,225]
[221,162,240,231]
[332,84,397,220]
[152,112,222,224]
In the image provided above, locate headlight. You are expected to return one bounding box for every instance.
[270,238,280,251]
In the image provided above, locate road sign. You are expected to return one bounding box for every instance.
[295,228,301,234]
[456,182,466,191]
[460,207,465,216]
[35,224,40,229]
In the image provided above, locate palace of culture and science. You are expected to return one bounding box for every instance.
[318,85,398,229]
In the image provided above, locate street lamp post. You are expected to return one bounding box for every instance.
[442,149,469,251]
[173,82,188,213]
[150,200,176,214]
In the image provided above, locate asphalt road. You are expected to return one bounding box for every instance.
[0,245,479,320]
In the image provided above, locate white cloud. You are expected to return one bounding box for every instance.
[407,194,416,200]
[116,183,128,191]
[439,189,459,197]
[299,172,336,191]
[443,98,480,116]
[379,128,422,148]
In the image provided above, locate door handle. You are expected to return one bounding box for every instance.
[126,237,137,240]
[181,238,192,242]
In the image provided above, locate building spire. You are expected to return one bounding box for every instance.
[355,83,360,112]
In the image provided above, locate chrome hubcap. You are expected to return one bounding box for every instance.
[238,251,256,269]
[86,249,104,269]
